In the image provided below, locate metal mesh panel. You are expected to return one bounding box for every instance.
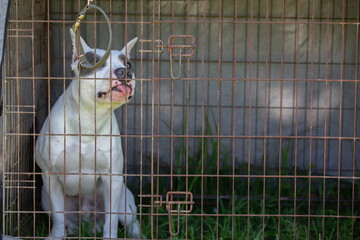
[2,0,360,239]
[2,0,47,236]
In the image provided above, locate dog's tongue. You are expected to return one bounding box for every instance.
[116,85,131,95]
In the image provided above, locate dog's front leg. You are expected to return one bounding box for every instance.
[102,175,123,239]
[42,174,66,239]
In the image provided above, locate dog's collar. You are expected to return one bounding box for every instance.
[73,3,112,70]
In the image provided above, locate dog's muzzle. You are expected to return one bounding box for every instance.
[97,67,134,100]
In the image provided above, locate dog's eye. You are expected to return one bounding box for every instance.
[115,68,127,79]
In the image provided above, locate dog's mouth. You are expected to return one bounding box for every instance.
[97,83,133,99]
[111,84,132,95]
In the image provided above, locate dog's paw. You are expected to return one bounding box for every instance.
[102,226,118,240]
[44,235,64,240]
[45,224,66,240]
[127,220,141,239]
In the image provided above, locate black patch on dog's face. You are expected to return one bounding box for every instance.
[119,54,135,74]
[79,52,107,76]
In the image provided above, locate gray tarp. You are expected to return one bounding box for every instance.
[0,0,10,212]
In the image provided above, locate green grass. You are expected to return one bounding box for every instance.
[135,114,359,239]
[11,114,360,239]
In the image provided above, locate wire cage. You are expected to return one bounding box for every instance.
[2,0,360,239]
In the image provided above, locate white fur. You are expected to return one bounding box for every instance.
[35,29,140,239]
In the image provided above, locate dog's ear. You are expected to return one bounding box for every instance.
[69,28,91,64]
[122,37,138,59]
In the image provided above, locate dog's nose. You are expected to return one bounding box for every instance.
[114,67,132,81]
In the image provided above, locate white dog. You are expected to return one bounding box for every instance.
[35,29,140,239]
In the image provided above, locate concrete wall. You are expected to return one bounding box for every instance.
[49,0,359,177]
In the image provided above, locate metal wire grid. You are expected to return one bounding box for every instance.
[2,0,360,239]
[2,0,47,237]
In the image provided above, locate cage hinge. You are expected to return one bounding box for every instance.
[139,35,196,80]
[139,191,194,236]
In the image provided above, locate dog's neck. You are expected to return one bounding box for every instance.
[68,79,120,132]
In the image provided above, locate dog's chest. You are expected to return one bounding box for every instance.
[53,136,122,196]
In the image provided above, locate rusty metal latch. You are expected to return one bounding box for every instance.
[138,194,163,208]
[165,191,194,236]
[139,35,196,80]
[166,35,195,80]
[139,191,194,236]
[139,39,164,56]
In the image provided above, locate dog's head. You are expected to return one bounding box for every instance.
[70,28,137,108]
